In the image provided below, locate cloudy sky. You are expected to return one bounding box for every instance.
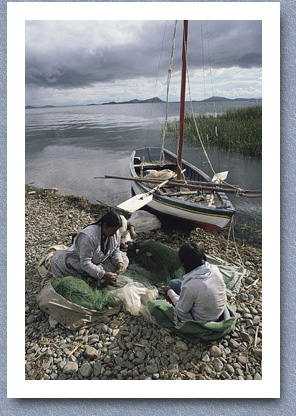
[25,20,262,107]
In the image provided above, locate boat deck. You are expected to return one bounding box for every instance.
[134,158,227,209]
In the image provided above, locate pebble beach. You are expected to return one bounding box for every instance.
[25,186,262,381]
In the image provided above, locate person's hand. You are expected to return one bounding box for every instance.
[103,272,117,284]
[86,277,96,286]
[161,286,171,295]
[120,242,128,249]
[130,229,137,239]
[116,262,125,272]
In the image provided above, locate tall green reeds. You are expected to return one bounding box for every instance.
[166,106,262,157]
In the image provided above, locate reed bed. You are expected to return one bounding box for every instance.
[166,106,262,157]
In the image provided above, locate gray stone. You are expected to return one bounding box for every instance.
[26,315,35,324]
[235,368,244,377]
[238,355,247,366]
[133,358,143,365]
[58,360,67,371]
[226,364,235,374]
[136,350,146,361]
[93,361,102,377]
[63,361,78,375]
[175,341,188,351]
[43,357,53,370]
[168,363,179,371]
[123,361,134,370]
[115,356,124,367]
[213,358,224,372]
[210,346,222,357]
[220,371,231,380]
[253,348,262,359]
[80,362,93,378]
[146,363,158,374]
[84,346,99,360]
[25,363,32,373]
[202,354,210,362]
[229,339,240,349]
[253,316,261,325]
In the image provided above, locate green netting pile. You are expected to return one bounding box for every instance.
[51,275,121,311]
[124,240,184,286]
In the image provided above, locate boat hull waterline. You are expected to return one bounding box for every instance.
[129,147,235,231]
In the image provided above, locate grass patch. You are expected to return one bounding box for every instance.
[166,106,262,157]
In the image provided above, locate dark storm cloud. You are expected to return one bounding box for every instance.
[25,20,262,90]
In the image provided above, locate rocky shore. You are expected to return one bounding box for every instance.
[25,186,262,381]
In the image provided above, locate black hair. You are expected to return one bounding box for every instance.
[95,210,122,228]
[178,241,206,273]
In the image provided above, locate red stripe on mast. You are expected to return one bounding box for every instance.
[177,20,188,180]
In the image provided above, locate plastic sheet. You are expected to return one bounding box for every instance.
[111,276,159,316]
[129,210,161,233]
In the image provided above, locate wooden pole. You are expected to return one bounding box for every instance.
[94,174,262,195]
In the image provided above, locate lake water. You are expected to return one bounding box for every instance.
[26,100,262,244]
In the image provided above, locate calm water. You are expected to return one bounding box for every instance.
[26,100,262,242]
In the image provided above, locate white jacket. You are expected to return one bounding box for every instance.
[168,262,227,322]
[65,223,122,279]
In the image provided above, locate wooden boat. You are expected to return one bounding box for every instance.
[121,21,235,230]
[128,146,235,230]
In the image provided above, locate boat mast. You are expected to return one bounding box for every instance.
[177,20,188,180]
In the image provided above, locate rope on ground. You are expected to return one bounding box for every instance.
[225,216,244,266]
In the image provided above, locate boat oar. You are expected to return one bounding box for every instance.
[116,170,185,212]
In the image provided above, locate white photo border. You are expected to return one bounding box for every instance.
[7,1,280,399]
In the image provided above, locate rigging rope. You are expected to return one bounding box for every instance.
[160,20,178,165]
[161,21,243,192]
[146,21,168,147]
[185,41,218,178]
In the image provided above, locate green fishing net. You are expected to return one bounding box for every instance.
[51,275,121,311]
[124,240,184,286]
[125,240,245,296]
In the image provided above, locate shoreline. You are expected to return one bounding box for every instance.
[25,185,262,381]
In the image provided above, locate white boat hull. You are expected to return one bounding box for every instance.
[129,147,235,230]
[131,181,232,230]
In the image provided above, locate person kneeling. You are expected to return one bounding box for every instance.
[161,241,227,323]
[51,211,125,285]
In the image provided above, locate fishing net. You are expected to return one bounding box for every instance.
[124,240,184,286]
[45,240,245,317]
[51,275,121,311]
[125,240,245,296]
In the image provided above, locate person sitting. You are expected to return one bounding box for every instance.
[51,211,125,284]
[119,215,137,253]
[161,241,227,323]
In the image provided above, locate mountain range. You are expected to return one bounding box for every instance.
[25,96,261,109]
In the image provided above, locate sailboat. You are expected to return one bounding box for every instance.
[114,20,236,230]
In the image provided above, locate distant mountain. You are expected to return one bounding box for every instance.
[25,105,56,109]
[26,96,261,109]
[199,96,261,103]
[101,97,164,105]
